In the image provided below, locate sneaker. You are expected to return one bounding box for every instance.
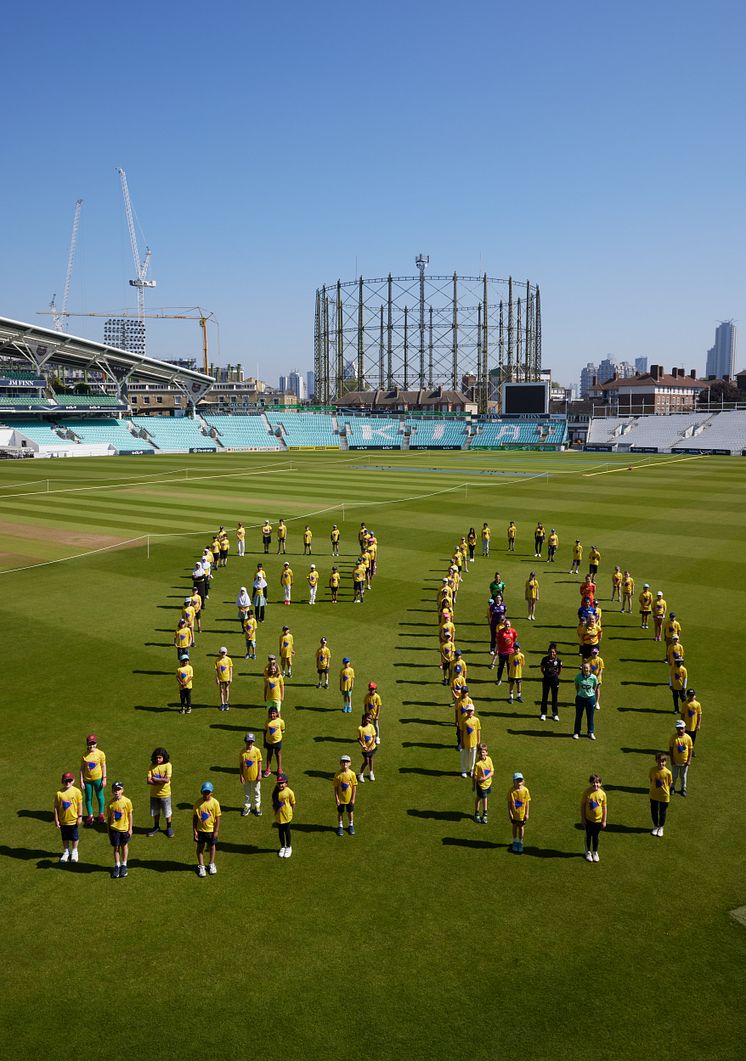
[517,696,523,703]
[348,824,355,836]
[496,680,502,687]
[70,849,79,862]
[59,850,70,863]
[197,864,207,877]
[461,772,468,778]
[119,864,128,878]
[589,733,596,740]
[592,851,600,862]
[263,769,272,778]
[482,815,488,824]
[540,714,546,721]
[96,814,106,824]
[166,827,174,838]
[572,733,579,740]
[552,715,559,722]
[681,791,687,798]
[358,774,365,783]
[278,847,287,858]
[241,807,251,817]
[208,863,217,875]
[508,695,514,703]
[146,828,159,837]
[368,773,375,781]
[474,814,482,824]
[284,847,292,859]
[375,737,381,745]
[585,851,593,862]
[657,827,664,837]
[337,825,344,837]
[253,809,262,817]
[112,865,121,878]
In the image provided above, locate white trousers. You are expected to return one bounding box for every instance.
[243,779,261,811]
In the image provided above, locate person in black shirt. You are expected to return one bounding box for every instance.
[540,642,562,721]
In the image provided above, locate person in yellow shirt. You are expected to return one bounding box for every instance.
[670,656,688,713]
[215,647,233,711]
[279,626,294,677]
[264,657,285,713]
[440,631,456,685]
[450,663,467,704]
[681,690,702,746]
[334,754,358,836]
[589,647,605,709]
[307,564,319,605]
[569,539,583,575]
[174,618,193,661]
[193,781,220,876]
[458,703,481,778]
[316,636,331,688]
[546,528,559,563]
[653,591,667,641]
[639,583,653,629]
[303,525,313,554]
[277,519,287,555]
[239,732,263,817]
[622,571,635,613]
[481,522,491,557]
[578,616,601,659]
[54,772,83,864]
[236,522,246,557]
[507,521,517,551]
[508,644,525,703]
[107,781,133,878]
[611,565,623,604]
[472,744,494,824]
[363,681,382,745]
[665,635,685,667]
[357,711,378,782]
[243,610,257,659]
[588,545,601,583]
[669,720,693,796]
[649,752,672,836]
[146,747,173,838]
[340,657,355,713]
[664,612,682,647]
[329,566,341,604]
[261,520,272,554]
[330,524,340,557]
[507,771,531,853]
[182,597,197,644]
[176,657,193,715]
[454,686,475,742]
[279,562,294,605]
[580,773,607,862]
[353,559,366,604]
[533,522,546,559]
[452,648,467,683]
[219,532,230,568]
[273,773,296,858]
[525,572,539,621]
[263,706,286,777]
[210,536,221,568]
[80,734,107,826]
[439,616,456,645]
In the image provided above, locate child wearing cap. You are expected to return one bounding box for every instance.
[243,609,257,659]
[334,756,358,836]
[569,539,582,575]
[639,584,653,629]
[302,524,313,554]
[280,562,294,605]
[507,772,531,852]
[279,626,294,678]
[330,524,340,556]
[273,774,296,858]
[340,657,355,713]
[240,733,263,816]
[80,734,107,826]
[146,748,173,837]
[681,690,702,747]
[669,721,693,796]
[622,570,635,613]
[277,519,287,554]
[357,711,377,782]
[363,682,382,745]
[472,744,494,824]
[263,707,286,778]
[315,637,331,688]
[669,657,688,714]
[307,564,319,605]
[177,657,193,714]
[653,591,667,641]
[458,704,481,778]
[580,774,607,862]
[214,647,233,711]
[106,781,133,878]
[174,617,193,660]
[193,782,221,876]
[329,566,341,604]
[508,644,525,703]
[54,772,83,864]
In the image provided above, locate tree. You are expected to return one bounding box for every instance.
[698,380,741,406]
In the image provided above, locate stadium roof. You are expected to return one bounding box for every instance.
[0,316,213,401]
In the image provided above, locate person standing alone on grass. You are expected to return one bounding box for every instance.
[525,572,539,621]
[329,566,340,604]
[146,748,174,837]
[539,643,562,722]
[458,703,481,778]
[534,522,545,558]
[330,524,340,556]
[215,647,233,711]
[494,619,518,685]
[273,774,296,858]
[316,637,331,688]
[611,566,622,604]
[467,528,477,562]
[80,734,107,826]
[580,774,607,862]
[340,657,355,713]
[547,528,559,562]
[280,562,294,605]
[569,539,583,575]
[334,755,357,836]
[193,781,220,876]
[507,521,517,551]
[357,710,378,782]
[262,520,272,555]
[649,753,672,837]
[277,519,287,554]
[236,522,245,557]
[472,744,494,824]
[507,771,530,853]
[573,661,598,740]
[669,720,693,796]
[307,564,319,605]
[240,732,262,817]
[54,772,83,864]
[481,522,491,557]
[622,570,635,613]
[177,657,193,714]
[588,545,601,583]
[303,525,313,554]
[107,781,133,879]
[639,583,653,629]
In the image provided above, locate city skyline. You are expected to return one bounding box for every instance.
[1,3,744,387]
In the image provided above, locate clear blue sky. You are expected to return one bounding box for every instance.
[2,0,744,387]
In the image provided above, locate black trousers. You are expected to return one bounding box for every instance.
[541,678,559,713]
[585,821,602,851]
[650,800,668,827]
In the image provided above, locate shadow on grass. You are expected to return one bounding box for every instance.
[313,736,353,744]
[133,669,173,676]
[604,784,648,794]
[0,845,102,872]
[134,704,176,714]
[402,741,455,750]
[287,822,335,834]
[210,765,240,775]
[304,770,332,780]
[621,680,661,688]
[393,663,435,670]
[295,705,339,713]
[572,822,650,835]
[17,809,54,823]
[621,746,662,756]
[521,847,579,859]
[408,809,471,822]
[209,723,253,732]
[401,700,446,708]
[400,717,450,727]
[442,836,502,850]
[400,767,461,778]
[620,658,661,664]
[128,858,195,873]
[394,646,432,652]
[144,642,173,648]
[507,728,567,738]
[618,706,671,715]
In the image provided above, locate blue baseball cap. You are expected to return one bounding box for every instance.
[201,781,214,794]
[342,657,350,663]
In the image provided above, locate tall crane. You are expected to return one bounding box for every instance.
[50,198,83,332]
[117,167,156,319]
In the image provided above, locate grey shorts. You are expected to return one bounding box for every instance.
[150,796,172,818]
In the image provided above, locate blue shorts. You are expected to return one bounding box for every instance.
[61,824,79,842]
[109,830,130,848]
[477,786,492,798]
[196,831,217,846]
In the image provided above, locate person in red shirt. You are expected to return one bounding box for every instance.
[579,576,596,604]
[495,619,518,686]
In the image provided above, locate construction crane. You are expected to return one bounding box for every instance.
[117,167,156,319]
[49,198,83,332]
[36,307,216,375]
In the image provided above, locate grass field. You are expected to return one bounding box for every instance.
[1,448,745,1060]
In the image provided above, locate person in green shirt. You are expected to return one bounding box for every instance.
[573,661,598,740]
[489,572,506,599]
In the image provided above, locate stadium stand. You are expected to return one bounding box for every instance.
[9,421,78,450]
[406,419,467,448]
[672,411,746,453]
[266,411,338,447]
[471,420,567,447]
[131,416,217,452]
[585,417,637,445]
[601,413,711,451]
[343,417,402,448]
[65,419,154,452]
[203,414,282,450]
[0,365,42,381]
[0,396,51,409]
[54,394,124,408]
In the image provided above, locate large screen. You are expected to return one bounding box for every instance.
[501,382,549,415]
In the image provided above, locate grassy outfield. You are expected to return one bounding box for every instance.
[1,448,744,1060]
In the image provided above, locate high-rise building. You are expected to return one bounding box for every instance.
[307,371,315,400]
[706,321,736,378]
[579,362,598,398]
[616,361,636,380]
[279,374,288,394]
[596,357,617,384]
[104,318,146,356]
[287,371,307,400]
[635,356,648,374]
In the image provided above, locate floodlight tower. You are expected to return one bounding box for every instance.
[117,167,156,320]
[416,253,429,387]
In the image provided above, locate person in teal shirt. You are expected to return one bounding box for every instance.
[573,661,598,740]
